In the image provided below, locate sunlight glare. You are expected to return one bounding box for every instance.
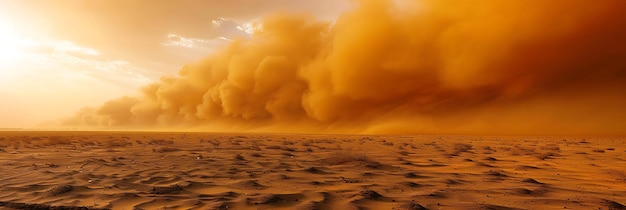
[0,20,27,67]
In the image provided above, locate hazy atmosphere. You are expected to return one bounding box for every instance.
[2,0,625,135]
[1,1,626,209]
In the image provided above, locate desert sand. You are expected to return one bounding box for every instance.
[0,131,625,210]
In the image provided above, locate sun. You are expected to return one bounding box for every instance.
[0,20,27,67]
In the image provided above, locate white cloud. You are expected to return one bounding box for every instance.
[212,18,227,27]
[236,22,255,35]
[50,40,100,55]
[163,33,211,49]
[162,33,232,60]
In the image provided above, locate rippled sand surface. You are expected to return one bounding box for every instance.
[0,132,625,209]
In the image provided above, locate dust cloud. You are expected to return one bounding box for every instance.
[62,0,626,135]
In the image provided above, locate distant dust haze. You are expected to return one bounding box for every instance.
[61,0,626,135]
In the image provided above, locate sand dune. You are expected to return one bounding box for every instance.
[0,132,625,209]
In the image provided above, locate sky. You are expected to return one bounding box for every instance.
[1,0,626,135]
[0,0,350,127]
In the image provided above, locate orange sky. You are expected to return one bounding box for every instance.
[0,0,349,127]
[1,0,625,135]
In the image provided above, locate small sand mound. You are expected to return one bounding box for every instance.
[603,199,626,210]
[510,188,546,196]
[450,143,473,156]
[234,154,245,160]
[398,200,429,210]
[484,157,498,161]
[515,165,541,170]
[399,181,422,188]
[304,167,327,174]
[536,152,557,160]
[49,185,73,196]
[150,184,183,194]
[247,194,281,204]
[119,193,139,199]
[426,192,447,198]
[446,179,462,185]
[309,181,324,185]
[322,152,381,168]
[233,180,266,189]
[476,162,495,167]
[404,172,426,178]
[214,191,239,198]
[246,195,279,204]
[296,202,324,210]
[360,190,383,200]
[210,202,232,210]
[485,170,508,177]
[521,178,544,185]
[514,188,532,195]
[152,146,179,153]
[341,177,360,183]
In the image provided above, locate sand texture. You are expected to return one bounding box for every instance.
[0,132,625,210]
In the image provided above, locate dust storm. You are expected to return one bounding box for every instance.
[61,0,626,135]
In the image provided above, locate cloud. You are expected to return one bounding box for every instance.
[210,18,254,38]
[164,17,251,49]
[2,0,350,72]
[164,34,207,49]
[34,41,157,87]
[61,0,626,135]
[49,41,99,55]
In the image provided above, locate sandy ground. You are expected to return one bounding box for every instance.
[0,132,625,210]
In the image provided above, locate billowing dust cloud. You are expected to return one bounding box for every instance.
[62,0,626,135]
